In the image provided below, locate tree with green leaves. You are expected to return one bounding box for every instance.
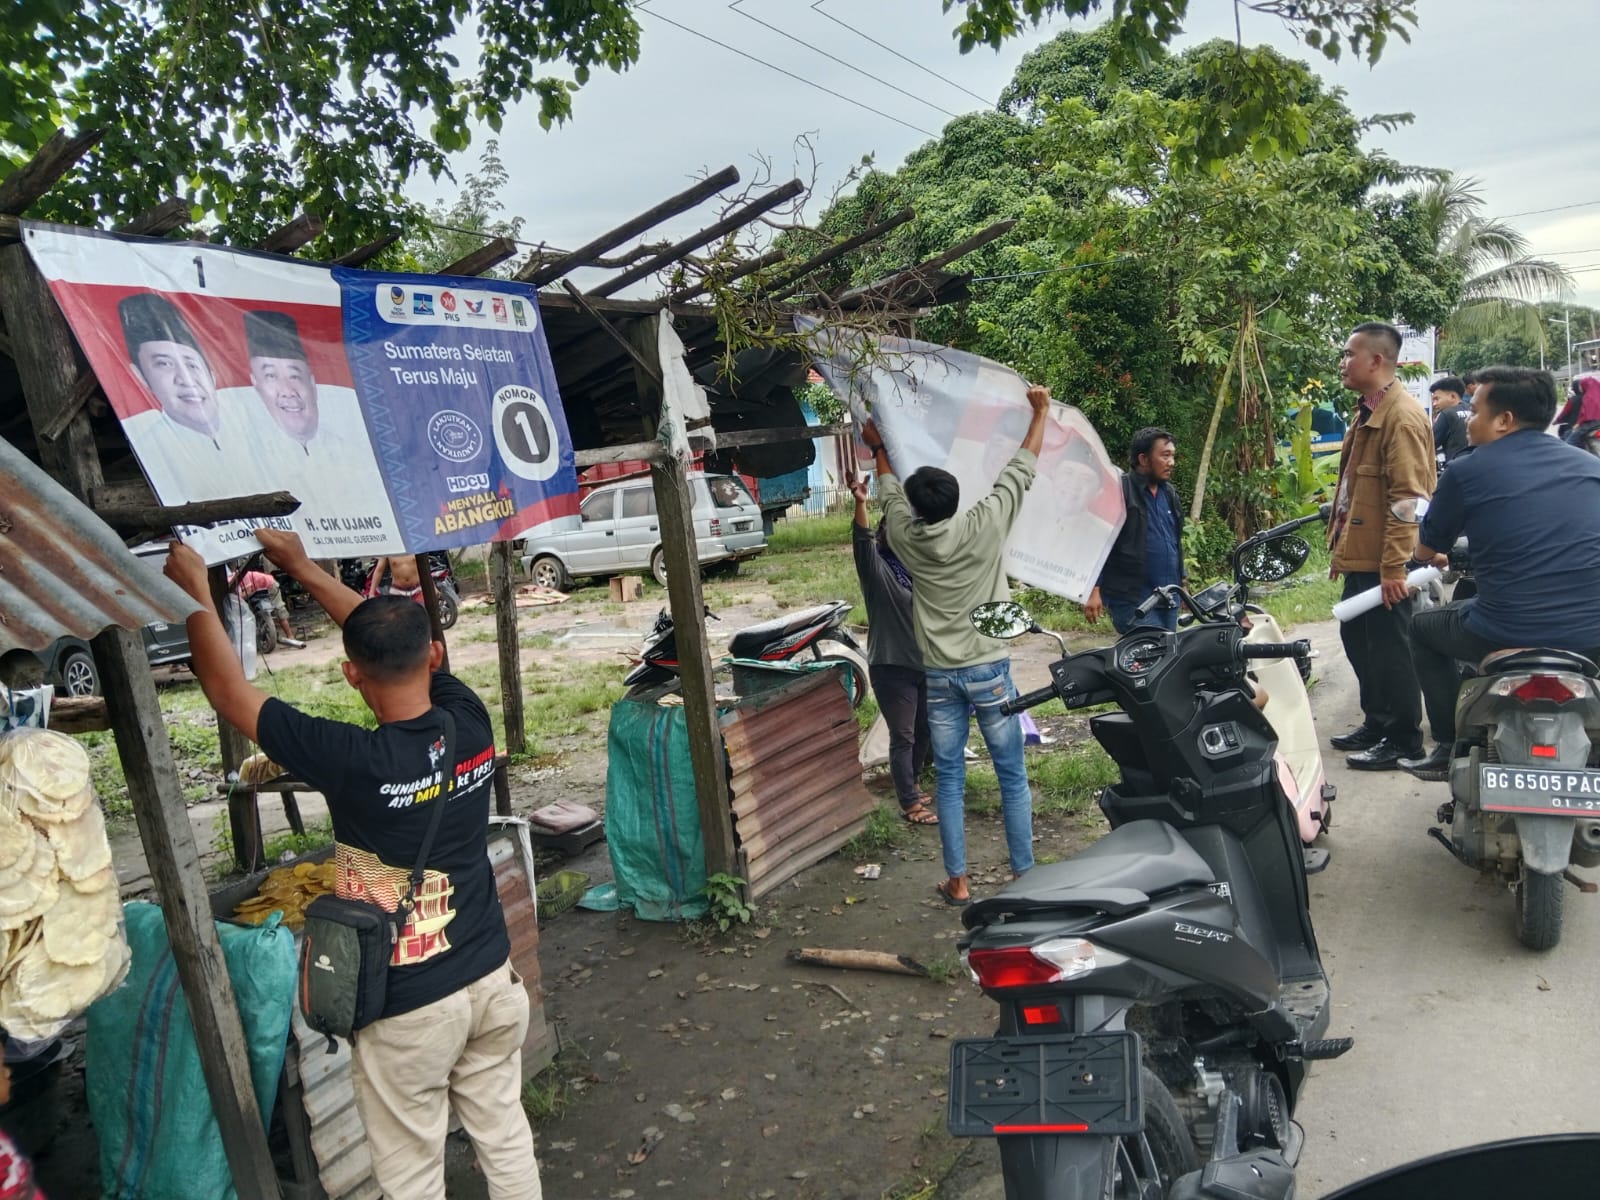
[946,0,1418,166]
[4,1,639,251]
[402,140,526,276]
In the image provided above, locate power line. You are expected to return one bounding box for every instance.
[728,0,960,120]
[1497,198,1600,220]
[636,2,937,138]
[809,0,995,108]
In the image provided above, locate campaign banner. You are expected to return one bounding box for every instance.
[801,319,1124,602]
[23,222,579,565]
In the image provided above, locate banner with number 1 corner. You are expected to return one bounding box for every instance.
[23,222,579,565]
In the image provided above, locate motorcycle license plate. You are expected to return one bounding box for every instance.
[947,1031,1141,1138]
[1480,764,1600,815]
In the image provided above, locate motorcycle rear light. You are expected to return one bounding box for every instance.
[1021,1004,1062,1026]
[1490,673,1589,703]
[1531,745,1558,758]
[965,938,1099,990]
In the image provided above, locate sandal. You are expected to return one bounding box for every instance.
[935,878,971,907]
[901,800,939,826]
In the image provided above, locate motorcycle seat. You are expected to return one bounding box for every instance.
[963,820,1215,927]
[729,603,848,657]
[1478,648,1600,679]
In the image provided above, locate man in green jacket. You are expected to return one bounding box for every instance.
[861,384,1051,905]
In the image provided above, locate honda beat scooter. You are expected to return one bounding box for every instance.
[623,601,869,706]
[1424,542,1600,950]
[949,548,1348,1199]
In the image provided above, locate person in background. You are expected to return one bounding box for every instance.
[863,384,1051,906]
[369,554,423,601]
[1326,322,1436,771]
[1555,374,1600,441]
[1083,427,1186,634]
[1401,367,1600,780]
[849,475,935,826]
[1428,376,1471,469]
[165,529,543,1200]
[234,565,305,648]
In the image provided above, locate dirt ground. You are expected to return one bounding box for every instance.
[20,556,1112,1200]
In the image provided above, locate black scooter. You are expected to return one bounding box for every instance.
[949,546,1348,1198]
[623,601,869,706]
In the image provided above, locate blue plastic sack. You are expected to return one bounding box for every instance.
[86,902,296,1200]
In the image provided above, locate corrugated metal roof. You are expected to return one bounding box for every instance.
[0,435,198,656]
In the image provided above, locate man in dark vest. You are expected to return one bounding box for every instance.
[1084,427,1186,634]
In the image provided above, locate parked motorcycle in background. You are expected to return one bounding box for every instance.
[339,553,461,630]
[624,602,868,706]
[950,554,1347,1199]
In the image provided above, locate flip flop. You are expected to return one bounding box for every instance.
[935,879,970,907]
[901,801,939,826]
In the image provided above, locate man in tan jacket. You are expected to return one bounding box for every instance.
[1327,322,1437,769]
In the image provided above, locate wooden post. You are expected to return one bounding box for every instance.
[0,242,282,1198]
[628,316,738,877]
[415,554,450,672]
[490,542,526,758]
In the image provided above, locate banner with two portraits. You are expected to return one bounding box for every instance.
[24,223,580,564]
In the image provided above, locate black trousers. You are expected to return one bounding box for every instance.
[869,663,931,808]
[1338,571,1423,750]
[1413,601,1600,747]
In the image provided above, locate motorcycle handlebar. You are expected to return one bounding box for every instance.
[1241,639,1311,661]
[1000,685,1058,716]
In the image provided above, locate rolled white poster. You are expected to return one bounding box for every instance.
[1332,566,1442,622]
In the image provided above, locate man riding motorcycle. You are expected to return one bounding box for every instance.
[1400,366,1600,781]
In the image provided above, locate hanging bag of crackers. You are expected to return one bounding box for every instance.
[0,729,130,1045]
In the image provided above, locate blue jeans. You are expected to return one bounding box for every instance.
[1106,595,1178,636]
[925,659,1034,878]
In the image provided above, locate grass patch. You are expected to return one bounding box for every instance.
[521,632,556,650]
[521,1050,587,1124]
[964,739,1117,817]
[842,804,907,858]
[854,691,880,731]
[768,511,853,552]
[923,951,963,984]
[263,818,334,864]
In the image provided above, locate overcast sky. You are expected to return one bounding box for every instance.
[415,0,1600,343]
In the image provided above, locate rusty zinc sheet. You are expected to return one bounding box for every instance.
[0,435,197,655]
[723,670,875,898]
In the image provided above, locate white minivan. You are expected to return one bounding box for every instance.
[520,474,766,590]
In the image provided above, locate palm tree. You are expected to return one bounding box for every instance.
[1423,176,1573,345]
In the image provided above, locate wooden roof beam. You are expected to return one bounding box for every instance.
[668,247,785,304]
[0,128,104,215]
[440,235,518,278]
[257,213,324,255]
[519,165,741,287]
[331,232,401,267]
[765,208,915,303]
[116,197,191,238]
[588,179,806,300]
[835,218,1016,309]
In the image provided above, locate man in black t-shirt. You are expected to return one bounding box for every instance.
[1428,376,1470,469]
[165,530,542,1200]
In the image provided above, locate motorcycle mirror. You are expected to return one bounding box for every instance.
[1236,534,1311,583]
[1389,496,1430,524]
[969,601,1034,640]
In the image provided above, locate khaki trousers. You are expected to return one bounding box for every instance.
[351,960,542,1200]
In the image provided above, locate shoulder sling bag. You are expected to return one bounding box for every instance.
[298,710,455,1050]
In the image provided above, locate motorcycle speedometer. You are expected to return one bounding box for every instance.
[1117,636,1165,675]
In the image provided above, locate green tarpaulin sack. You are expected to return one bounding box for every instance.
[86,901,297,1200]
[603,697,709,921]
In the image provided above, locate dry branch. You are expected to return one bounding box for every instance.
[788,947,930,977]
